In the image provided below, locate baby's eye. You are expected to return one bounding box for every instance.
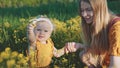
[44,30,48,32]
[37,29,41,31]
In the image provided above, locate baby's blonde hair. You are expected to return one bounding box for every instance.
[30,15,54,31]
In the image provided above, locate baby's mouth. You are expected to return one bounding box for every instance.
[38,35,44,39]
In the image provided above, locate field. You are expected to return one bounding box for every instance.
[0,0,120,68]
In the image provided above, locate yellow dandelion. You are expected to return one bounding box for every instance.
[18,39,20,42]
[22,37,27,41]
[15,65,20,68]
[1,52,10,59]
[72,67,76,68]
[4,22,10,28]
[7,59,15,68]
[0,57,3,63]
[13,35,16,39]
[14,30,17,33]
[5,47,11,52]
[18,54,23,58]
[62,58,68,63]
[25,57,29,62]
[54,65,59,68]
[19,58,26,64]
[1,52,6,58]
[72,64,76,68]
[19,18,25,22]
[11,51,18,58]
[84,66,88,68]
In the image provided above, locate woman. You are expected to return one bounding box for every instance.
[65,0,120,68]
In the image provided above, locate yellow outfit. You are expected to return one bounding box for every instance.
[104,20,120,67]
[35,38,54,67]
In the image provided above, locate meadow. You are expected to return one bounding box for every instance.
[0,0,120,68]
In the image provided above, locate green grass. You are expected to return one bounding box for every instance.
[1,2,79,21]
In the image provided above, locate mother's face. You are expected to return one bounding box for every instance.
[80,1,93,24]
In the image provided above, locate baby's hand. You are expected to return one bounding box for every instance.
[64,42,77,54]
[27,24,34,30]
[27,22,36,32]
[27,20,37,30]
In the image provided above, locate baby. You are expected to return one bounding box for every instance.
[27,16,66,67]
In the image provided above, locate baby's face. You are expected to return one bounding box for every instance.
[34,21,53,43]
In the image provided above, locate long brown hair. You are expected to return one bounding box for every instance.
[79,0,114,65]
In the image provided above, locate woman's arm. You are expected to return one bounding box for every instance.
[108,21,120,68]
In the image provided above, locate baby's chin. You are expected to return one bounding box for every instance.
[37,39,47,42]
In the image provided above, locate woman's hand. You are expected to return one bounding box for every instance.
[64,42,80,54]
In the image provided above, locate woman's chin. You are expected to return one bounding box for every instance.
[86,21,92,24]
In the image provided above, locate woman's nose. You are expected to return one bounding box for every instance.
[82,11,87,17]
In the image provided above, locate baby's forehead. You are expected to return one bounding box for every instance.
[36,21,53,29]
[36,21,52,26]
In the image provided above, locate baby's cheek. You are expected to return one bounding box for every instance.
[34,32,37,35]
[35,32,39,36]
[46,35,50,39]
